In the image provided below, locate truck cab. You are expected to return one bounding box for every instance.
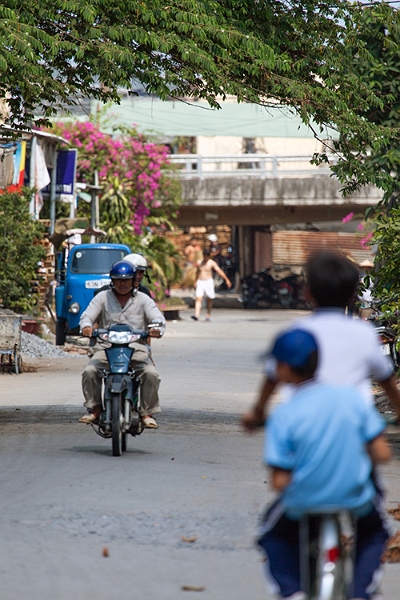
[55,243,131,344]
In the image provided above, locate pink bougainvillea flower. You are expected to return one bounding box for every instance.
[48,119,176,235]
[342,212,354,224]
[361,233,373,248]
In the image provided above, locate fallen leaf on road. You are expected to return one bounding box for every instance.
[388,504,400,520]
[102,547,109,557]
[21,365,37,372]
[181,585,205,592]
[181,535,197,543]
[383,531,400,563]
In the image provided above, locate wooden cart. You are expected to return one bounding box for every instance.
[0,313,22,374]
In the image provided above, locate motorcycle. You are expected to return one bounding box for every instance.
[258,506,355,599]
[213,248,238,292]
[240,268,303,309]
[240,272,262,309]
[365,302,400,371]
[278,273,303,309]
[299,510,355,600]
[89,322,159,456]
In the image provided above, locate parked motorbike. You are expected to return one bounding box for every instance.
[89,322,159,456]
[365,302,400,371]
[240,268,303,309]
[240,272,262,308]
[213,248,238,292]
[278,273,303,309]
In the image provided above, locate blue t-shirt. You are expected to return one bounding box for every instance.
[265,380,385,519]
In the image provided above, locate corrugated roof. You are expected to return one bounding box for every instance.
[94,98,339,139]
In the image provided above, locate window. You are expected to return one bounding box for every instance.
[70,249,128,274]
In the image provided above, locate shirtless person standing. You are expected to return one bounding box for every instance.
[191,249,232,321]
[184,238,203,266]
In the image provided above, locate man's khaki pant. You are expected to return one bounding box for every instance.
[82,348,161,416]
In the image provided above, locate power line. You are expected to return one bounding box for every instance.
[359,1,400,6]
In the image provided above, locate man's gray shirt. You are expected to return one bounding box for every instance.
[80,290,166,347]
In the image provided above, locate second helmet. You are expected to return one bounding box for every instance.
[124,253,148,271]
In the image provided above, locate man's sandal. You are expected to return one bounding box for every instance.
[79,413,99,424]
[141,415,159,429]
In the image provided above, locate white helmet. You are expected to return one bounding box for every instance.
[124,253,148,271]
[207,234,218,243]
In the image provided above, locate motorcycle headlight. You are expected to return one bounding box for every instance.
[108,331,129,344]
[107,331,141,344]
[68,302,80,314]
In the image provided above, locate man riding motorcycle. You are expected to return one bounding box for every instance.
[79,260,166,429]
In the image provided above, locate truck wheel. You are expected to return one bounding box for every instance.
[56,318,67,346]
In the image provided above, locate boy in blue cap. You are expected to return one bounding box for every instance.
[258,328,391,600]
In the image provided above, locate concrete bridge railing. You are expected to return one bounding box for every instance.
[170,153,340,178]
[169,154,382,226]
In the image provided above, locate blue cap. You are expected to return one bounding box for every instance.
[270,329,318,368]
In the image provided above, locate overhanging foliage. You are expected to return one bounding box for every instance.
[0,2,396,189]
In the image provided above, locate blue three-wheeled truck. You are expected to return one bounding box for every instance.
[55,243,131,345]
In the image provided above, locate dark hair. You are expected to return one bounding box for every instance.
[306,252,359,308]
[288,349,318,378]
[203,248,211,257]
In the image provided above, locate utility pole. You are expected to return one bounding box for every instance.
[86,178,102,243]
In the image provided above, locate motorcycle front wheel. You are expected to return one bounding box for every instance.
[112,394,123,457]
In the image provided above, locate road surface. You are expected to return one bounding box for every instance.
[0,309,399,599]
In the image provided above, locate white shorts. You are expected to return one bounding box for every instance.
[195,278,215,299]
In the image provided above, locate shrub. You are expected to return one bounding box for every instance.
[0,190,46,313]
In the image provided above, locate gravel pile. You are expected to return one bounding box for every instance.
[21,332,75,359]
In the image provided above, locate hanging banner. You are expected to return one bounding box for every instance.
[55,149,78,203]
[11,141,26,190]
[42,148,78,203]
[35,142,51,191]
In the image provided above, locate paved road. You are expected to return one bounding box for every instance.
[0,309,399,599]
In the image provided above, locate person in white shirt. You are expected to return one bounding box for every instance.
[242,252,400,431]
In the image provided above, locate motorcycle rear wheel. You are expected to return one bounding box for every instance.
[304,515,350,600]
[112,394,123,457]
